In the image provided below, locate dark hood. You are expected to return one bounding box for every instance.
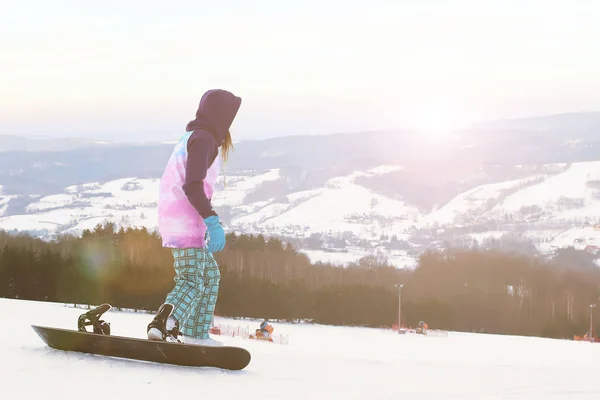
[185,89,242,145]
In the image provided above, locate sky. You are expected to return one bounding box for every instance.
[1,0,600,142]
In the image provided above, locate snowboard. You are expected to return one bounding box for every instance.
[31,303,251,371]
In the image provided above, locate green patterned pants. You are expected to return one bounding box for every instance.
[165,248,221,339]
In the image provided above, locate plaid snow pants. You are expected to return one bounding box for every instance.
[165,248,221,339]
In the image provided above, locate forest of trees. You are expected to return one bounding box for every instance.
[1,222,599,340]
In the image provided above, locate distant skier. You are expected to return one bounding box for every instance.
[416,320,428,335]
[147,89,242,346]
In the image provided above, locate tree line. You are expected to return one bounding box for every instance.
[1,223,599,339]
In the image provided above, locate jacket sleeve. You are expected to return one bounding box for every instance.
[182,132,218,219]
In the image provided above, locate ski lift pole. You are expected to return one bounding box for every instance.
[591,304,596,342]
[395,284,404,333]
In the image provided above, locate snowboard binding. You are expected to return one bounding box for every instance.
[78,303,112,335]
[147,303,181,342]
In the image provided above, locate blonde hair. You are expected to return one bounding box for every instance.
[221,130,234,187]
[221,130,234,163]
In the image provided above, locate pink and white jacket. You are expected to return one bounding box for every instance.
[157,89,241,248]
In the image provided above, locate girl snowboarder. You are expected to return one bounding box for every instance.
[147,89,241,346]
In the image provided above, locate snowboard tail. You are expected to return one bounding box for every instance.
[32,304,251,371]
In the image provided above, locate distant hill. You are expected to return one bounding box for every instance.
[2,112,600,267]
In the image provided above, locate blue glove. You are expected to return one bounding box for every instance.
[204,215,226,253]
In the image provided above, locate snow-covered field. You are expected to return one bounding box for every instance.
[301,249,418,269]
[4,161,600,267]
[3,298,600,399]
[0,166,422,241]
[0,177,160,236]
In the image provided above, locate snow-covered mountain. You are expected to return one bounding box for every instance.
[2,113,600,267]
[3,161,600,268]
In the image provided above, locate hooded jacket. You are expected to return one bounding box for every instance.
[157,89,241,248]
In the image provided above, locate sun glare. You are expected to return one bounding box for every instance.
[412,106,468,142]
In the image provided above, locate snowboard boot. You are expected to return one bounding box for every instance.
[147,303,181,342]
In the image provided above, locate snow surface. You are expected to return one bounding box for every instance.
[3,298,600,399]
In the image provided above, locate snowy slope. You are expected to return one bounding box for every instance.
[230,167,420,240]
[421,176,546,227]
[212,169,281,207]
[233,182,418,238]
[4,298,600,399]
[0,185,16,217]
[0,178,159,236]
[411,162,600,254]
[492,162,600,223]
